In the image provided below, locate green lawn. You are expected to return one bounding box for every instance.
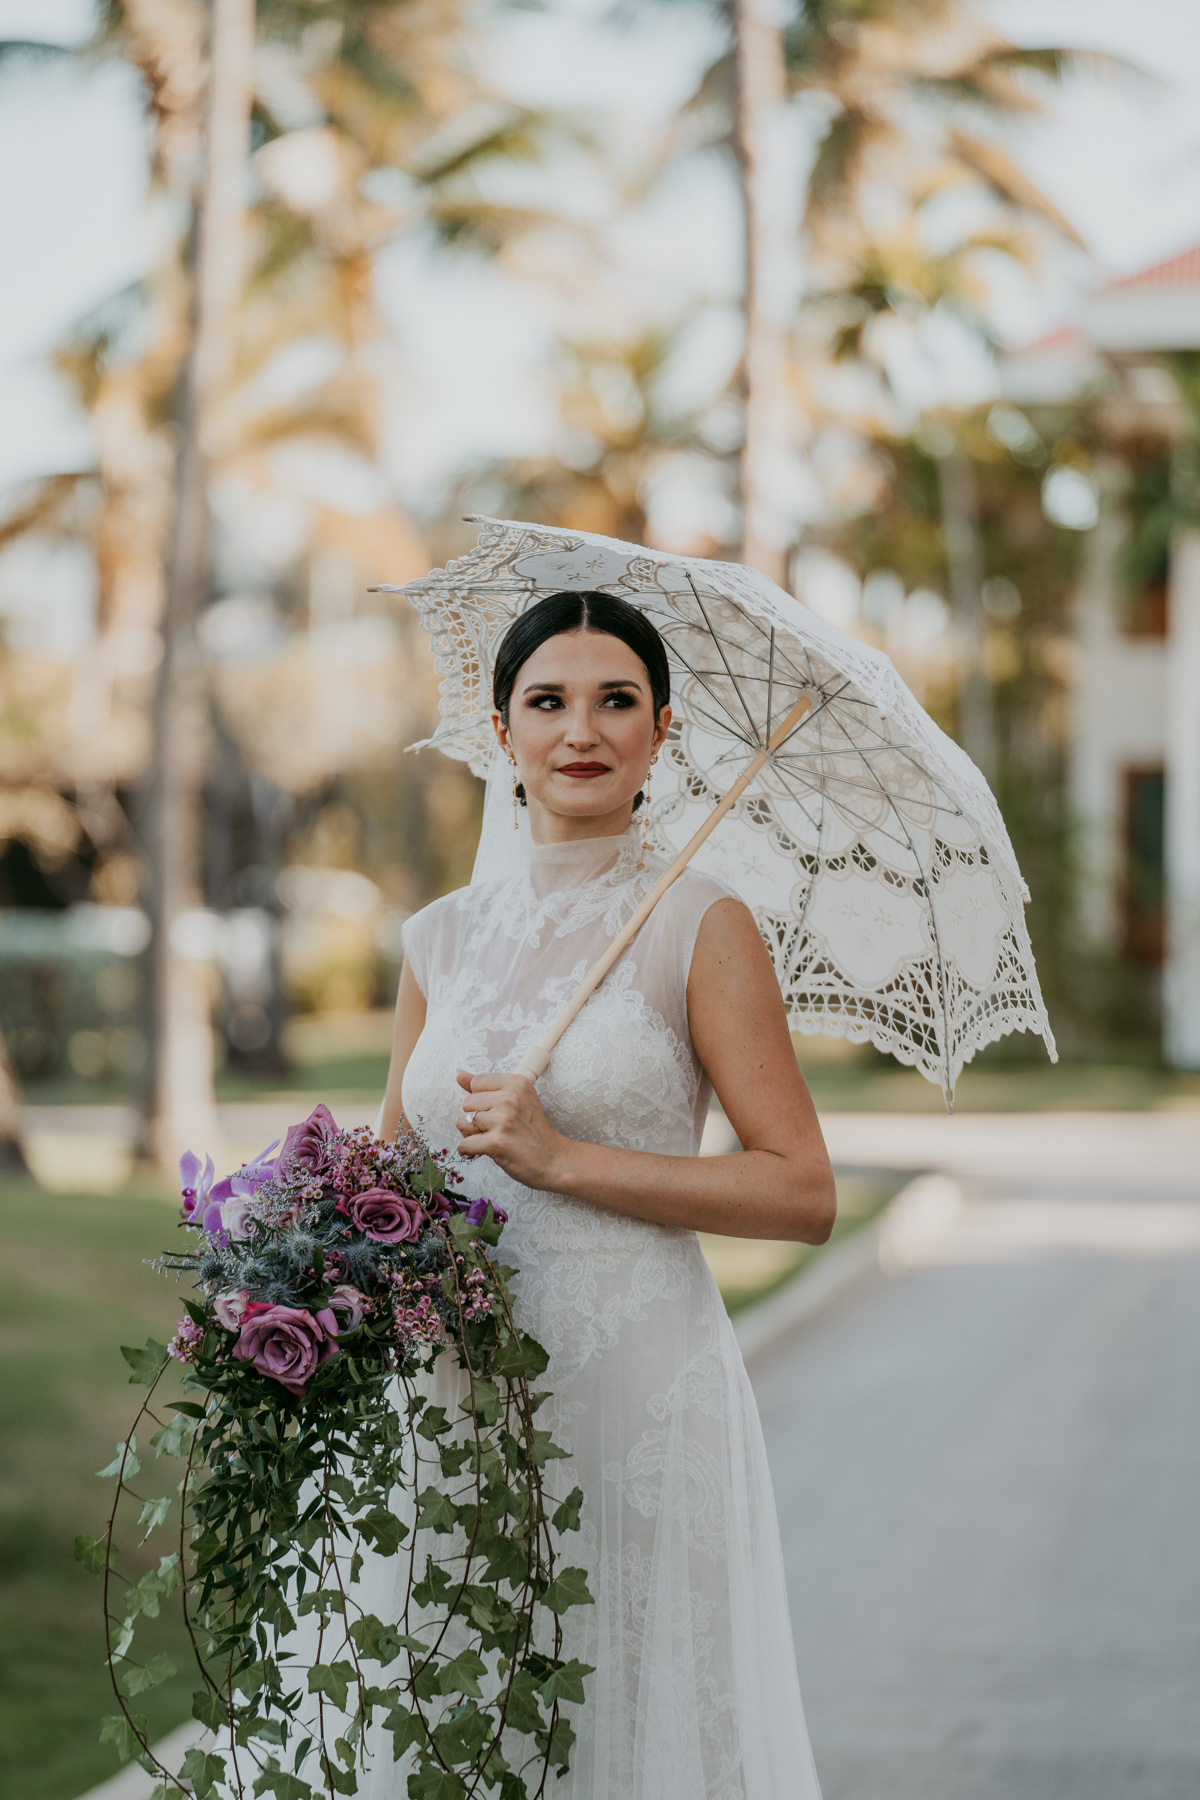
[0,1178,198,1800]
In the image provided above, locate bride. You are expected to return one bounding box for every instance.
[377,589,834,1800]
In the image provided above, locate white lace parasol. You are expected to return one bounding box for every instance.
[377,515,1056,1100]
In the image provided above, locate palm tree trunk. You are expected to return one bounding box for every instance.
[735,0,789,586]
[141,0,256,1168]
[0,1024,27,1173]
[936,438,998,782]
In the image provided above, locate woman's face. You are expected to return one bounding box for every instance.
[492,628,670,839]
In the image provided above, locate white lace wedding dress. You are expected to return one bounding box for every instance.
[381,822,823,1800]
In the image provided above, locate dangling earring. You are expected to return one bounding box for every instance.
[639,749,660,870]
[509,755,520,830]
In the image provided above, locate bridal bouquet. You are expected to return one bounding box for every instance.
[79,1107,592,1800]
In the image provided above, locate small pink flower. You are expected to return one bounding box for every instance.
[213,1289,249,1331]
[169,1317,205,1365]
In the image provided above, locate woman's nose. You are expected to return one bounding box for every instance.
[562,704,599,746]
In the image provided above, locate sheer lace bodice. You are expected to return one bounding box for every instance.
[376,825,823,1800]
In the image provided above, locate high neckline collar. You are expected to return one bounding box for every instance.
[527,823,641,897]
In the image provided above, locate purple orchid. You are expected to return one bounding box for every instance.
[195,1140,280,1241]
[180,1150,215,1225]
[463,1197,508,1227]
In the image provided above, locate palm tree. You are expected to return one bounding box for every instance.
[667,0,1112,579]
[141,0,256,1165]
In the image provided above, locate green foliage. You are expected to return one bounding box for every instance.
[92,1200,592,1800]
[121,1339,170,1386]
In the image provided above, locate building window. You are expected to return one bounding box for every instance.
[1122,766,1165,963]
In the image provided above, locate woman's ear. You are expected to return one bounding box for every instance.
[491,710,509,755]
[652,704,672,754]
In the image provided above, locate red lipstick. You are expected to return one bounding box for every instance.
[558,762,609,778]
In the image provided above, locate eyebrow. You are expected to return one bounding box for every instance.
[519,677,645,694]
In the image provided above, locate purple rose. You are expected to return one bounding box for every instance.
[280,1105,339,1177]
[464,1197,508,1227]
[340,1187,423,1244]
[424,1191,456,1221]
[232,1302,340,1397]
[180,1151,215,1225]
[328,1284,369,1331]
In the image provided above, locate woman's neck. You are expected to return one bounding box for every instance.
[525,798,636,845]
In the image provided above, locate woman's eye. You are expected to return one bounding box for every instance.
[602,692,636,708]
[528,694,563,710]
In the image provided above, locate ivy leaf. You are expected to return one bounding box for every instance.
[99,1713,149,1763]
[435,1649,486,1698]
[292,1517,325,1551]
[124,1554,181,1621]
[527,1430,570,1468]
[121,1339,168,1386]
[432,1701,492,1766]
[491,1333,550,1380]
[296,1589,344,1620]
[234,1661,268,1699]
[460,1380,500,1427]
[538,1658,593,1706]
[538,1713,577,1775]
[181,1748,227,1800]
[97,1437,140,1480]
[74,1533,116,1575]
[411,1155,444,1196]
[437,1441,472,1478]
[539,1567,594,1614]
[356,1506,406,1556]
[347,1614,417,1666]
[499,1671,544,1737]
[408,1764,466,1800]
[137,1495,172,1541]
[380,1703,426,1760]
[415,1486,457,1535]
[122,1652,177,1696]
[550,1487,584,1534]
[415,1406,450,1441]
[307,1661,356,1711]
[253,1766,313,1800]
[192,1689,229,1731]
[150,1415,195,1459]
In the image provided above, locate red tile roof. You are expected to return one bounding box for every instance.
[1106,243,1200,293]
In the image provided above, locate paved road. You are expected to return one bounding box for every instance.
[753,1167,1200,1800]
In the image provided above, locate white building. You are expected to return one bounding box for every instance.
[1005,245,1200,1066]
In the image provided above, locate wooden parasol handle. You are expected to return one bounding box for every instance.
[515,691,812,1082]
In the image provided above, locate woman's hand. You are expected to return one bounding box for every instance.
[455,1069,570,1191]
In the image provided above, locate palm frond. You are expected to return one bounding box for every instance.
[947,129,1083,245]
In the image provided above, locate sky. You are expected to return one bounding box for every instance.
[1,0,1199,511]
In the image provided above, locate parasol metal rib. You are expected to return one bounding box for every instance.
[516,690,812,1083]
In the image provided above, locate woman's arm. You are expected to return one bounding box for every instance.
[378,961,427,1141]
[456,899,837,1244]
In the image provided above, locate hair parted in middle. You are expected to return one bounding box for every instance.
[493,590,671,810]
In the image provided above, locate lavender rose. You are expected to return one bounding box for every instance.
[280,1104,339,1177]
[328,1284,369,1331]
[232,1302,339,1397]
[213,1289,249,1331]
[340,1187,424,1244]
